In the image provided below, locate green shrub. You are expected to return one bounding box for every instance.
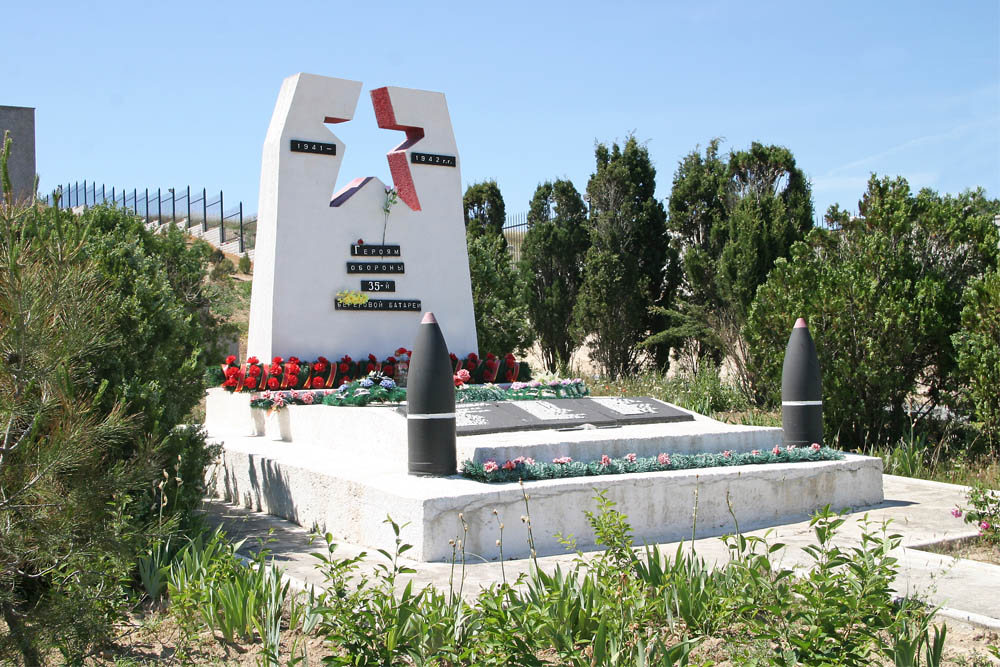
[466,227,534,356]
[0,139,223,661]
[953,268,1000,448]
[238,252,252,274]
[574,136,680,376]
[519,179,590,373]
[958,483,1000,546]
[210,256,235,281]
[463,179,506,239]
[0,148,157,662]
[158,425,221,519]
[81,204,220,440]
[660,139,813,377]
[745,177,999,450]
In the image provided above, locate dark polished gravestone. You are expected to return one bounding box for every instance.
[397,396,694,436]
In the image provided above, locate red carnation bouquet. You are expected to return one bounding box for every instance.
[218,348,525,393]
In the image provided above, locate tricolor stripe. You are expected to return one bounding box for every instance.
[782,400,823,406]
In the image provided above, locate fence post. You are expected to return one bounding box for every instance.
[83,180,88,208]
[202,188,207,233]
[219,191,225,244]
[101,184,105,204]
[238,202,244,253]
[186,186,191,227]
[171,188,176,225]
[157,188,162,225]
[144,188,149,223]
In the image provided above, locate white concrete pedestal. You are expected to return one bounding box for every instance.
[204,390,884,562]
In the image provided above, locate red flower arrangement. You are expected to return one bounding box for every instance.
[219,348,527,393]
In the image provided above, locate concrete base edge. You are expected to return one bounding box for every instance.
[207,435,884,562]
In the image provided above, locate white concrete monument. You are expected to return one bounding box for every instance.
[247,73,478,360]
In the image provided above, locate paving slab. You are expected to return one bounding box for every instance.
[200,474,1000,628]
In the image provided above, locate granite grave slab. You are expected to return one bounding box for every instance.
[399,397,696,436]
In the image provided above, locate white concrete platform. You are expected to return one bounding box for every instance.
[207,428,884,562]
[205,388,784,466]
[205,389,883,562]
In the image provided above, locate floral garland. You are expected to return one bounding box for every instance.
[244,373,589,412]
[214,349,530,393]
[450,351,522,384]
[249,373,405,411]
[455,378,588,403]
[323,375,406,407]
[461,444,844,484]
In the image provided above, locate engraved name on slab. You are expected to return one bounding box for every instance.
[512,401,588,421]
[456,405,493,427]
[591,397,659,415]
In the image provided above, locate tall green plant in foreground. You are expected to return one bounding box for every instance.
[142,485,948,664]
[0,142,154,663]
[0,138,219,662]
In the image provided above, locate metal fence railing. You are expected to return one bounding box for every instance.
[44,181,256,255]
[502,211,530,264]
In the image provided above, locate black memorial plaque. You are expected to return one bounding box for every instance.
[585,397,693,426]
[444,397,694,436]
[290,139,336,155]
[449,400,612,436]
[411,152,456,167]
[454,403,533,436]
[347,261,405,274]
[361,279,395,292]
[503,399,617,432]
[335,298,421,311]
[351,244,401,257]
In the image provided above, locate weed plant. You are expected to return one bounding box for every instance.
[957,484,1000,545]
[133,491,955,665]
[593,362,749,418]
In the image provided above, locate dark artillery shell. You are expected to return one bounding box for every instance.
[781,318,824,447]
[406,312,457,476]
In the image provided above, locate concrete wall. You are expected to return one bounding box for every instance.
[0,106,36,202]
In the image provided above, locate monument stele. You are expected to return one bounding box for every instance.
[247,73,478,361]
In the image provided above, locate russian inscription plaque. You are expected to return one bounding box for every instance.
[410,152,456,167]
[290,139,337,155]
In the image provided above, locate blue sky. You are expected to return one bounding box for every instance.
[5,1,998,220]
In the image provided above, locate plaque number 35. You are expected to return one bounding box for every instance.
[366,281,380,291]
